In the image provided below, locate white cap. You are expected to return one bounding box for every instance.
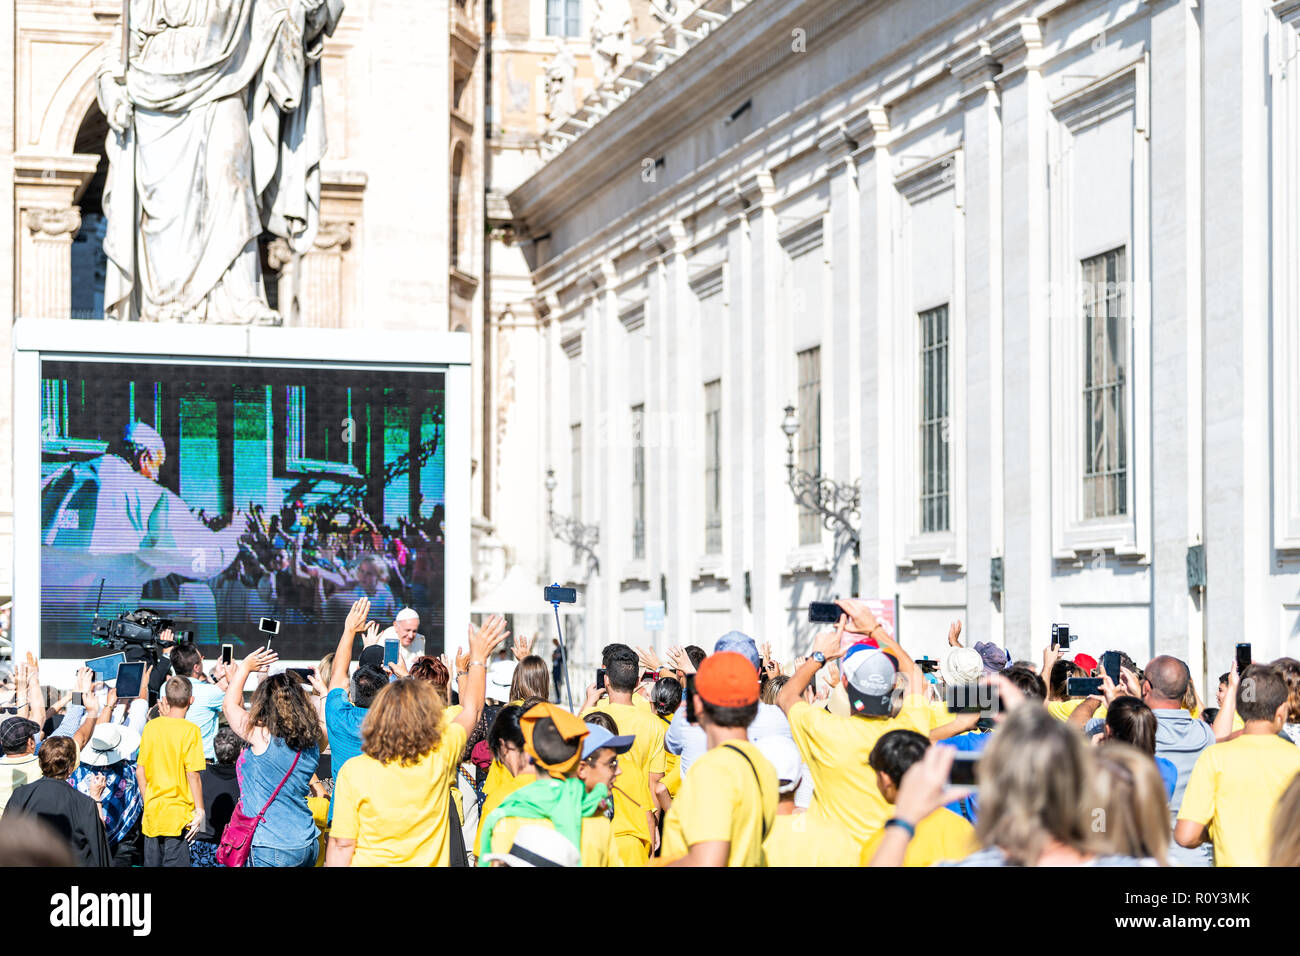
[395,608,419,623]
[481,824,581,868]
[940,646,984,686]
[486,660,517,702]
[122,421,164,455]
[754,735,802,794]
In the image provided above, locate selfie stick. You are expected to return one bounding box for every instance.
[548,585,574,712]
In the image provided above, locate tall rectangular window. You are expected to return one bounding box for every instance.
[1082,247,1128,518]
[919,305,950,534]
[631,405,646,560]
[797,347,822,545]
[703,381,722,554]
[546,0,581,36]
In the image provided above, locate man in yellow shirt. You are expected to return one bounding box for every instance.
[1175,664,1300,866]
[859,729,976,866]
[661,652,778,866]
[136,675,205,867]
[776,599,931,853]
[756,734,857,867]
[581,644,669,864]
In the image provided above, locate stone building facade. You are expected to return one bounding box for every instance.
[502,0,1300,684]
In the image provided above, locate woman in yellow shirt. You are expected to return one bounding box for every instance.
[652,677,684,799]
[326,616,509,866]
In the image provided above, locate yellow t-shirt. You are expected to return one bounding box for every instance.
[927,700,956,732]
[309,795,330,867]
[581,700,666,842]
[1046,699,1107,722]
[786,696,930,848]
[476,767,538,851]
[763,812,859,867]
[1176,732,1300,867]
[330,722,468,866]
[660,740,777,866]
[489,812,618,867]
[138,716,205,838]
[858,808,977,867]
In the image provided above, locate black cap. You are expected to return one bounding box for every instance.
[0,716,41,751]
[358,645,386,669]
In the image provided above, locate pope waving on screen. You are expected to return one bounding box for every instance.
[40,422,247,636]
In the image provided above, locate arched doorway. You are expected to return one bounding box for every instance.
[69,103,109,319]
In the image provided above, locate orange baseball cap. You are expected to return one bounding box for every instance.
[695,651,760,707]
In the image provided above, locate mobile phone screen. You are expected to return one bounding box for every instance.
[115,663,146,699]
[85,652,126,683]
[383,639,400,667]
[949,754,979,787]
[808,602,841,624]
[1066,677,1103,698]
[685,674,697,724]
[1101,651,1120,684]
[221,644,233,666]
[595,667,606,690]
[259,617,281,634]
[1236,643,1251,672]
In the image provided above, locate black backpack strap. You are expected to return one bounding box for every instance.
[722,743,773,841]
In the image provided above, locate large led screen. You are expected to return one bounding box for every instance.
[39,359,446,662]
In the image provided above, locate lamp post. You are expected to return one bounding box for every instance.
[545,468,599,574]
[781,401,861,552]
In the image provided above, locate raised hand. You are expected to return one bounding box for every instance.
[636,646,661,672]
[361,621,382,647]
[511,634,532,662]
[241,647,278,674]
[455,642,471,674]
[74,667,94,695]
[666,646,695,676]
[834,599,879,637]
[948,620,963,648]
[468,615,510,663]
[811,617,848,662]
[343,596,371,636]
[306,669,329,697]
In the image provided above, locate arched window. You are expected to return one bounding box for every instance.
[450,144,465,270]
[70,104,109,319]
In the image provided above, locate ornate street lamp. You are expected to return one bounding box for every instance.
[781,402,861,551]
[545,468,599,574]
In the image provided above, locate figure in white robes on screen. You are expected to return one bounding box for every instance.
[41,422,246,639]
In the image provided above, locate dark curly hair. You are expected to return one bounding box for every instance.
[246,672,321,752]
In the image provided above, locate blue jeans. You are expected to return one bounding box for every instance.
[251,842,318,868]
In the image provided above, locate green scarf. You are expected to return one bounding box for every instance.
[476,776,608,866]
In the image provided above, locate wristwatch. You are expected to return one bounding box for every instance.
[810,651,826,666]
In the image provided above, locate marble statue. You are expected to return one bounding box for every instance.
[96,0,344,324]
[590,0,634,86]
[544,43,578,123]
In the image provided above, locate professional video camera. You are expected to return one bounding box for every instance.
[91,609,193,664]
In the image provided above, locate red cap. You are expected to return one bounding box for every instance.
[1073,653,1098,675]
[695,652,760,707]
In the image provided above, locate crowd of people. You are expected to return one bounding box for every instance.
[201,501,445,643]
[3,595,1300,867]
